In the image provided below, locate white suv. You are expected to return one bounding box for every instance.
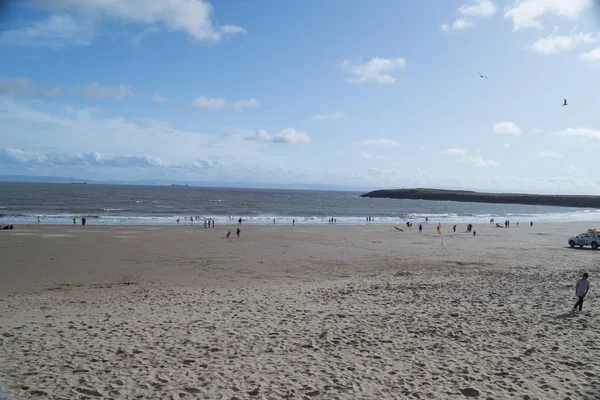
[569,232,600,250]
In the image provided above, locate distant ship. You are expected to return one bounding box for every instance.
[170,184,189,187]
[71,181,87,184]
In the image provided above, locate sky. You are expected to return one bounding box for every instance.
[1,0,600,194]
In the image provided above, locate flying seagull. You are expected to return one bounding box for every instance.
[562,99,568,106]
[478,71,488,79]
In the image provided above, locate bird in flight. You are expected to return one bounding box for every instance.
[562,99,568,106]
[478,71,488,79]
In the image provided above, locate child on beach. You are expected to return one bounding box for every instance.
[573,273,590,311]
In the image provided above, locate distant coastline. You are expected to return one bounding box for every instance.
[360,188,600,208]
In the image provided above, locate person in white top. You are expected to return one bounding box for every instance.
[573,273,590,311]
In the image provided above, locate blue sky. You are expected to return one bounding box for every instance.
[1,0,600,193]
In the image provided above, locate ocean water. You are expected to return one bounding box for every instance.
[1,182,599,226]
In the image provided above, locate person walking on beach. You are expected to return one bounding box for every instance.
[573,273,590,311]
[293,219,295,226]
[418,224,422,233]
[236,227,240,238]
[73,217,76,225]
[453,224,457,233]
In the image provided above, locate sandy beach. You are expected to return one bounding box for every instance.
[1,222,598,399]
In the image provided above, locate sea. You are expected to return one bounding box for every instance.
[1,182,599,226]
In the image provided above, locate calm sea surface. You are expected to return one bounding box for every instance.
[1,183,599,225]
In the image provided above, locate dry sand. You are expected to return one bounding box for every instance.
[0,222,599,399]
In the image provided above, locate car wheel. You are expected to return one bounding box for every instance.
[569,240,575,248]
[592,242,598,250]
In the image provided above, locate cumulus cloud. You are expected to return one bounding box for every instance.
[537,150,564,158]
[152,92,171,103]
[444,148,498,167]
[6,0,244,47]
[494,121,522,135]
[220,25,247,35]
[579,47,600,62]
[75,83,133,101]
[444,148,468,156]
[192,96,226,110]
[462,155,499,167]
[459,0,496,17]
[0,77,62,99]
[231,98,259,111]
[246,128,310,145]
[0,14,91,47]
[442,0,495,33]
[359,152,384,160]
[341,57,406,84]
[529,31,600,54]
[363,139,401,147]
[558,127,600,140]
[132,26,160,47]
[0,148,223,170]
[191,96,258,111]
[310,111,346,121]
[451,18,473,30]
[505,0,593,31]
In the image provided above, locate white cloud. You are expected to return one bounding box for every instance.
[132,26,160,47]
[232,98,259,111]
[494,121,521,135]
[529,31,600,54]
[310,111,346,121]
[452,18,473,30]
[505,0,593,31]
[0,78,33,97]
[0,148,223,170]
[246,128,310,145]
[0,98,234,166]
[191,96,258,111]
[360,152,382,160]
[459,0,497,17]
[363,139,401,147]
[558,127,600,140]
[220,25,247,35]
[14,0,244,47]
[191,96,226,110]
[76,83,133,101]
[444,148,498,167]
[0,77,62,98]
[152,92,171,103]
[442,0,495,33]
[462,155,499,167]
[0,14,91,47]
[537,150,564,158]
[341,57,406,84]
[579,47,600,62]
[444,148,468,156]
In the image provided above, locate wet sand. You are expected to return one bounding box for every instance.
[0,222,598,399]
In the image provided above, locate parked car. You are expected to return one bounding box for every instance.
[569,229,600,250]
